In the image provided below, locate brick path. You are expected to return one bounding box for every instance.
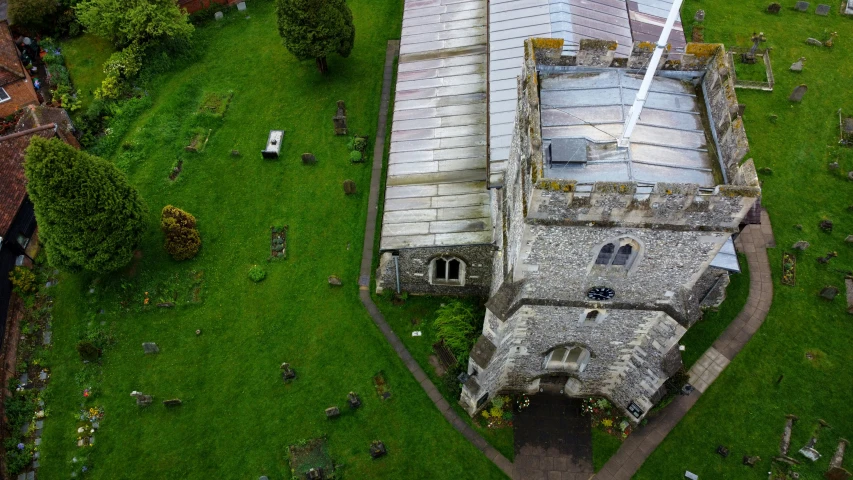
[357,40,514,479]
[595,218,775,479]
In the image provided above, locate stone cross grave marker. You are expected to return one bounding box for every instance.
[790,84,808,102]
[815,4,830,15]
[795,1,810,11]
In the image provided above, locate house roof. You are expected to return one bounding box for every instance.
[487,0,687,184]
[538,68,715,186]
[0,124,56,237]
[0,21,25,87]
[381,0,492,250]
[16,105,80,148]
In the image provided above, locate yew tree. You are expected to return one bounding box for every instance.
[24,137,147,273]
[275,0,355,74]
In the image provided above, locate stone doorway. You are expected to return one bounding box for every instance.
[513,394,593,479]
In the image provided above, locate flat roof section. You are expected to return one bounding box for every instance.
[381,0,492,250]
[540,69,716,186]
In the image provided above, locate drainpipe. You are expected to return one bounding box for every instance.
[393,255,401,294]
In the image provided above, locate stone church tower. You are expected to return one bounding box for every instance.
[457,39,760,422]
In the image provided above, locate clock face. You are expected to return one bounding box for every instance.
[587,286,615,301]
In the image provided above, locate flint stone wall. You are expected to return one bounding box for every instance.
[376,244,492,296]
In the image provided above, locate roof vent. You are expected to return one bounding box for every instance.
[549,137,588,165]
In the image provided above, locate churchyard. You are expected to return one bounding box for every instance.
[25,1,506,478]
[635,0,853,478]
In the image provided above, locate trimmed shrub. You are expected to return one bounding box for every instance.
[8,267,37,295]
[160,205,201,260]
[248,265,266,283]
[349,150,362,163]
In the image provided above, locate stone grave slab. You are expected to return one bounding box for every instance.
[815,4,830,15]
[142,342,159,354]
[789,84,808,102]
[42,330,51,345]
[846,278,853,314]
[820,286,839,300]
[795,1,810,11]
[847,0,853,15]
[237,2,246,11]
[790,58,805,72]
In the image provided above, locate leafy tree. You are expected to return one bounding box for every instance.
[8,0,59,28]
[76,0,193,48]
[24,137,147,273]
[275,0,355,74]
[160,205,201,260]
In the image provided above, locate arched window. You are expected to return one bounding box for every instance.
[583,310,599,325]
[430,256,466,286]
[594,239,640,270]
[544,346,591,372]
[595,243,615,265]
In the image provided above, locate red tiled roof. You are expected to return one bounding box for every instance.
[0,21,24,88]
[0,125,56,236]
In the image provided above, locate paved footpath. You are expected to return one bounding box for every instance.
[357,40,514,478]
[595,218,775,479]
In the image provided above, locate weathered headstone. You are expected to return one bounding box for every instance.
[694,9,705,21]
[820,286,839,300]
[829,161,840,170]
[768,2,782,13]
[214,11,224,21]
[370,441,387,459]
[792,241,810,251]
[348,392,361,409]
[130,391,153,407]
[791,57,805,72]
[790,84,808,102]
[333,100,348,135]
[685,472,698,480]
[846,0,853,15]
[717,445,730,458]
[231,150,240,157]
[826,439,851,480]
[237,1,247,11]
[306,468,323,480]
[743,455,760,466]
[845,278,853,315]
[328,275,342,286]
[302,153,316,165]
[738,104,746,117]
[142,342,159,354]
[325,406,340,418]
[163,399,182,407]
[820,219,833,232]
[343,179,357,195]
[795,1,810,11]
[281,362,296,380]
[815,4,830,15]
[846,236,853,243]
[807,38,824,46]
[781,415,799,455]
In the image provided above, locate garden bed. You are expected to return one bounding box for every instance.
[288,438,336,479]
[269,225,288,260]
[782,252,796,286]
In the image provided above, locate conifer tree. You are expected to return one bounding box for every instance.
[275,0,355,74]
[24,137,147,273]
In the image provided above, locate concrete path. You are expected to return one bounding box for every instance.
[357,40,514,479]
[595,218,775,479]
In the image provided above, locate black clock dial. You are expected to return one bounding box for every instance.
[587,286,615,301]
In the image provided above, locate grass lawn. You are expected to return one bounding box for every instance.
[592,428,623,472]
[58,34,114,111]
[40,2,506,478]
[679,254,751,369]
[635,1,853,478]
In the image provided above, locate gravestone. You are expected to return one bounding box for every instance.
[826,439,851,480]
[829,162,840,170]
[694,9,705,21]
[328,275,342,286]
[815,4,830,15]
[843,118,853,144]
[847,0,853,15]
[791,57,805,71]
[370,441,387,459]
[130,391,153,407]
[343,180,357,195]
[807,38,824,46]
[348,392,361,409]
[685,472,698,480]
[790,84,808,102]
[820,286,839,300]
[142,342,159,354]
[717,445,730,457]
[795,1,810,11]
[792,241,810,250]
[846,236,853,243]
[237,1,247,10]
[845,278,853,314]
[214,11,224,21]
[306,468,323,480]
[163,399,182,407]
[738,104,746,117]
[781,415,799,455]
[820,219,833,232]
[231,150,240,157]
[325,406,340,418]
[281,362,296,380]
[302,153,316,164]
[743,455,760,466]
[768,2,782,12]
[333,101,348,135]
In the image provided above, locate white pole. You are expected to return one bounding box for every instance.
[618,0,685,148]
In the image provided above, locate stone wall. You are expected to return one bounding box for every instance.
[376,244,493,296]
